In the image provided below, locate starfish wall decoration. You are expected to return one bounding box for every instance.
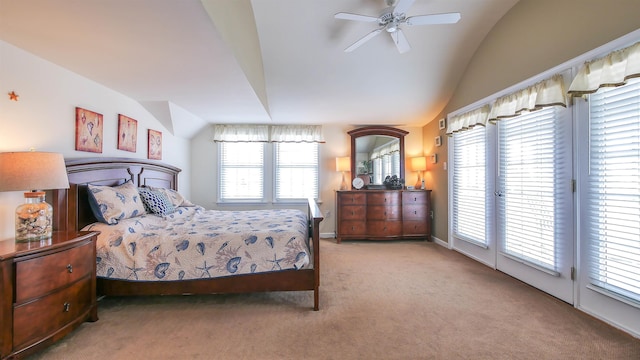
[8,91,19,101]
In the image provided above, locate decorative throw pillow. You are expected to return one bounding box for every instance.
[88,180,146,224]
[149,186,195,207]
[138,187,175,216]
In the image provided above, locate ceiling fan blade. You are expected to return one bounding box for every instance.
[390,29,410,54]
[345,28,383,52]
[392,0,415,16]
[406,12,461,26]
[335,12,379,22]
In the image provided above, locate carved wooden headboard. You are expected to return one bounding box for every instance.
[52,157,181,232]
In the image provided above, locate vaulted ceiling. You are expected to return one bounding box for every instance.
[0,0,518,137]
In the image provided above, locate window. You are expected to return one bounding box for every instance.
[452,126,487,246]
[219,142,264,201]
[218,141,319,203]
[275,142,319,201]
[587,78,640,303]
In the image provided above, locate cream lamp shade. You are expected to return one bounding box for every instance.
[410,156,427,189]
[0,151,69,242]
[335,156,351,190]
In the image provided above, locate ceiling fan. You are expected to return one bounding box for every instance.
[335,0,461,54]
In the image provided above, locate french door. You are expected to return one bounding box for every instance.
[495,106,574,303]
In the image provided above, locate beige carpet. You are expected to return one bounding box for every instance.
[30,240,640,360]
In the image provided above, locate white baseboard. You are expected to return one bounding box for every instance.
[431,235,449,248]
[320,232,335,239]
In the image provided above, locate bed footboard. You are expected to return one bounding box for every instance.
[308,197,324,311]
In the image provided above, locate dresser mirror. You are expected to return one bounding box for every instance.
[348,126,408,188]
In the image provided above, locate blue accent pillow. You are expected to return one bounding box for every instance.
[138,187,175,216]
[88,180,146,224]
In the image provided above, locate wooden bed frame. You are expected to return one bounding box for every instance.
[51,157,324,310]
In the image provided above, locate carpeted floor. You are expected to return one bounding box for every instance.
[30,240,640,359]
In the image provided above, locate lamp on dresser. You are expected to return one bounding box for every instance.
[411,156,427,190]
[336,156,351,190]
[0,151,69,242]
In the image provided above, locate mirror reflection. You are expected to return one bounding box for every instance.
[354,136,400,185]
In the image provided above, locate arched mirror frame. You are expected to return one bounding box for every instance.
[348,126,409,189]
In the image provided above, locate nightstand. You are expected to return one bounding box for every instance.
[0,231,99,360]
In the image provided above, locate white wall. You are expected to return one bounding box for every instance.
[0,40,191,241]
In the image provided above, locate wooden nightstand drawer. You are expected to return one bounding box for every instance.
[12,277,92,349]
[15,240,94,303]
[402,191,428,205]
[403,204,426,220]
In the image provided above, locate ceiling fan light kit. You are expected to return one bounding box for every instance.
[335,0,461,54]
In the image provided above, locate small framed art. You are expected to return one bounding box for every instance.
[75,107,103,153]
[117,114,138,152]
[435,136,442,147]
[438,118,446,130]
[148,129,162,160]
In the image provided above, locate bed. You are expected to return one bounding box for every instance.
[51,157,324,310]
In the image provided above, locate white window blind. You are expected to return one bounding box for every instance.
[219,142,264,201]
[588,79,640,303]
[275,142,319,201]
[452,126,487,245]
[497,106,570,271]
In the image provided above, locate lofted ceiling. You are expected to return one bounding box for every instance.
[0,0,518,138]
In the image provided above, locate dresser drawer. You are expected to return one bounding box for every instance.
[339,220,367,235]
[403,204,427,221]
[402,191,428,205]
[367,191,401,205]
[337,192,366,205]
[339,205,366,220]
[13,276,92,349]
[403,220,428,235]
[367,221,402,236]
[367,205,401,220]
[15,240,94,303]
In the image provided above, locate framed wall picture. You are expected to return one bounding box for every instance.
[117,114,138,152]
[438,118,446,130]
[435,135,442,147]
[75,107,103,153]
[148,129,162,160]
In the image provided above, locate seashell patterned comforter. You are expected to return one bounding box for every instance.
[83,206,312,281]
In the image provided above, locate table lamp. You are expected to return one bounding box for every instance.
[336,156,351,190]
[411,156,427,189]
[0,151,69,242]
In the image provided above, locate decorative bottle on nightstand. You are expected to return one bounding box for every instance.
[15,191,53,242]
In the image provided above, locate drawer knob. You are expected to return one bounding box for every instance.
[67,264,73,273]
[63,302,71,312]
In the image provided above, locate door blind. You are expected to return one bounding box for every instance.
[452,126,487,245]
[497,106,571,271]
[588,79,640,303]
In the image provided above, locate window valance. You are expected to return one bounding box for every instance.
[212,124,269,142]
[446,105,490,136]
[269,125,325,143]
[568,41,640,96]
[213,124,324,143]
[371,141,399,159]
[487,74,567,123]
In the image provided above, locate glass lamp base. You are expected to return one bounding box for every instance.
[15,191,53,243]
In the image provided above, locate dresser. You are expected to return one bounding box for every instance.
[336,189,431,243]
[0,231,99,360]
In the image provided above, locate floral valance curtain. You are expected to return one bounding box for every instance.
[213,124,324,143]
[446,105,490,136]
[487,74,567,123]
[371,141,399,159]
[269,125,325,143]
[568,41,640,96]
